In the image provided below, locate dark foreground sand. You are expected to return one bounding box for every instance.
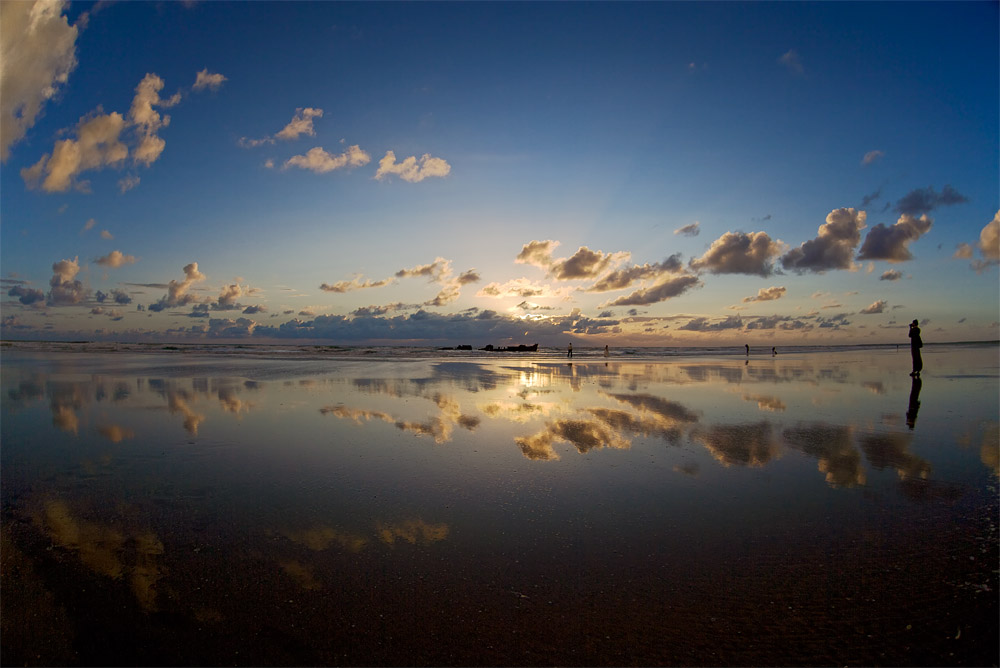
[1,346,997,666]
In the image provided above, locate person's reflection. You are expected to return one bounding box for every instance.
[906,376,922,429]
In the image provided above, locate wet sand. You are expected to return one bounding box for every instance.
[2,345,997,666]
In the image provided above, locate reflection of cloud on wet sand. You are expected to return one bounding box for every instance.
[283,526,369,552]
[862,381,886,395]
[322,393,479,444]
[742,393,787,412]
[606,393,701,425]
[167,391,205,435]
[516,419,630,461]
[48,382,86,434]
[321,405,394,424]
[479,400,557,422]
[97,424,135,443]
[587,408,686,445]
[52,405,80,434]
[217,387,253,415]
[673,461,700,477]
[279,560,322,590]
[858,432,931,480]
[377,519,449,546]
[783,424,866,487]
[691,422,780,467]
[34,499,165,611]
[973,422,999,477]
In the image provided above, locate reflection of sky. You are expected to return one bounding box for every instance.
[1,346,997,659]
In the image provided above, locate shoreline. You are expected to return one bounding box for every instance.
[2,338,997,363]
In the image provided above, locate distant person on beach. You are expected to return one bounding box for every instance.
[772,347,777,356]
[745,344,749,356]
[604,345,609,358]
[908,319,923,377]
[567,342,573,359]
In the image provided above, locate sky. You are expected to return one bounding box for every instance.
[1,0,998,347]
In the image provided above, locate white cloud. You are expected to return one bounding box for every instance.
[129,73,174,166]
[192,69,227,91]
[374,150,451,182]
[0,0,79,161]
[47,256,87,304]
[980,210,1000,260]
[780,208,867,273]
[550,247,629,281]
[860,300,887,314]
[516,240,560,268]
[276,107,323,141]
[284,145,370,173]
[100,229,113,240]
[95,250,136,268]
[22,111,128,191]
[149,262,206,312]
[21,72,184,192]
[742,286,787,303]
[690,231,785,277]
[857,213,933,263]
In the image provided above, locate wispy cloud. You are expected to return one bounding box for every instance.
[674,222,700,237]
[861,150,884,165]
[192,69,227,91]
[320,277,392,293]
[478,278,560,299]
[602,275,702,307]
[778,49,804,75]
[895,185,968,216]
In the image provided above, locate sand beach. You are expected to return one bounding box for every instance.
[1,343,997,665]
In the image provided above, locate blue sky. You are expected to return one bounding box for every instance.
[2,0,997,346]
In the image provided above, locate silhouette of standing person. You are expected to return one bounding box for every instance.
[604,344,609,358]
[745,344,749,356]
[908,319,923,377]
[567,342,573,359]
[906,375,922,429]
